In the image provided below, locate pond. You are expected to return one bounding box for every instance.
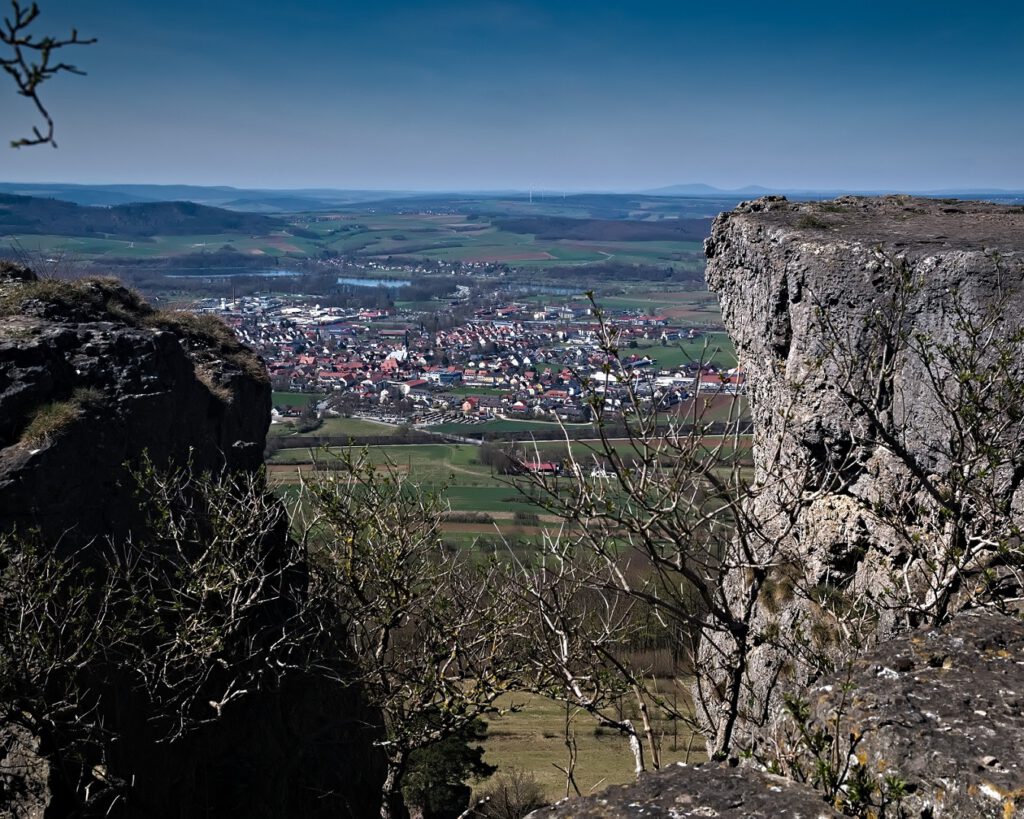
[163,268,302,278]
[336,276,412,289]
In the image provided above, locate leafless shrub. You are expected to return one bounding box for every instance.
[297,450,533,819]
[469,767,547,819]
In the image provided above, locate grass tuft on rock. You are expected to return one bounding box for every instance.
[21,401,81,445]
[19,387,109,446]
[0,276,153,323]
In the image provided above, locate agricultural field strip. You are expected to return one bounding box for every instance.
[6,211,705,267]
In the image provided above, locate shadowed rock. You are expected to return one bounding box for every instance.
[0,269,383,818]
[0,268,268,547]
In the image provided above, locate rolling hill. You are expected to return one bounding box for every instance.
[0,194,297,239]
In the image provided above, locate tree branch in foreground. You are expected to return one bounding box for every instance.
[1,1,95,147]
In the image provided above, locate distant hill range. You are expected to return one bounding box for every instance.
[0,182,1020,223]
[643,183,774,197]
[0,194,311,239]
[644,183,1024,204]
[0,183,411,213]
[0,186,748,222]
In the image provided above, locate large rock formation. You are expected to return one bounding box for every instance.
[0,264,267,546]
[545,198,1024,818]
[0,265,383,817]
[700,196,1024,750]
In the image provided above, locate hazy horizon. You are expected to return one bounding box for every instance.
[2,1,1022,192]
[4,181,1024,197]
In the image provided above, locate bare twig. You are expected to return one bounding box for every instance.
[1,1,95,147]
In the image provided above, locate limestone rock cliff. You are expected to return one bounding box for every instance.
[547,198,1024,818]
[0,265,383,818]
[701,196,1024,747]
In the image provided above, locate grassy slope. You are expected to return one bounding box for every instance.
[478,689,706,803]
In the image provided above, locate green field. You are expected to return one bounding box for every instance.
[270,442,481,475]
[267,442,559,520]
[478,689,705,803]
[317,416,402,436]
[7,209,707,272]
[269,414,401,439]
[271,391,324,407]
[633,332,736,369]
[266,433,748,520]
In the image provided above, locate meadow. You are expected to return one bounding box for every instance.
[629,332,738,369]
[476,689,706,803]
[271,390,324,407]
[6,210,707,272]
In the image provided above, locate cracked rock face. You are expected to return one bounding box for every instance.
[698,196,1024,751]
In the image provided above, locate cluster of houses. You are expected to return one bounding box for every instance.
[198,295,744,426]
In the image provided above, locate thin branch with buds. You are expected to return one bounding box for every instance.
[1,1,95,147]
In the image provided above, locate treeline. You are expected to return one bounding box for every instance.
[529,260,705,283]
[470,419,753,443]
[107,249,285,269]
[398,277,465,301]
[265,429,439,454]
[0,194,302,239]
[493,215,712,242]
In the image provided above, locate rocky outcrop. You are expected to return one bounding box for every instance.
[0,266,383,817]
[699,197,1024,750]
[781,611,1024,819]
[545,198,1024,819]
[530,763,841,818]
[0,264,267,547]
[530,611,1024,818]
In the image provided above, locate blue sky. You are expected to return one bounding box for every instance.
[1,1,1022,191]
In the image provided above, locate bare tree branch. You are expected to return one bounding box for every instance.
[1,1,95,147]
